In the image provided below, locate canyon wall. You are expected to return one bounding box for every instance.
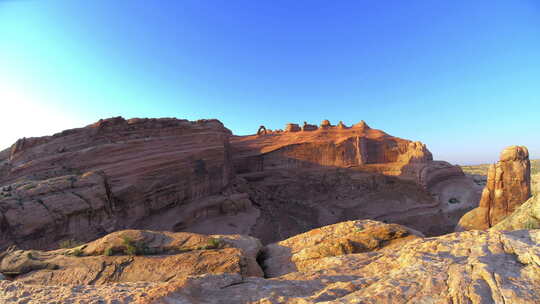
[0,118,477,249]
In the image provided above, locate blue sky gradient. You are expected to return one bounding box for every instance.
[0,0,539,164]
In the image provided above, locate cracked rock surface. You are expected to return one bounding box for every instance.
[2,220,540,303]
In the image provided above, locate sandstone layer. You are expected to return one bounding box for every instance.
[0,117,479,250]
[457,146,531,231]
[3,220,539,303]
[0,117,238,250]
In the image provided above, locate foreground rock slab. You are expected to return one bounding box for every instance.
[0,230,262,286]
[2,221,540,303]
[145,228,540,304]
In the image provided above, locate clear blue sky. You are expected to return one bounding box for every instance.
[0,1,539,164]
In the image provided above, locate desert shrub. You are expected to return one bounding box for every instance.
[122,236,138,255]
[104,247,113,256]
[207,237,221,249]
[59,239,82,249]
[525,220,537,230]
[121,236,150,256]
[72,248,83,257]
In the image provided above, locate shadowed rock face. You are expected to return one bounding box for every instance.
[457,146,531,231]
[0,117,234,250]
[0,117,477,250]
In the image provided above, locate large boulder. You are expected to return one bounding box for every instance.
[260,220,423,277]
[457,146,531,231]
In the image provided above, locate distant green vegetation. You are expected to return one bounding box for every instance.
[461,160,539,195]
[461,159,539,176]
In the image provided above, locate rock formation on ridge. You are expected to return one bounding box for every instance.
[457,145,531,231]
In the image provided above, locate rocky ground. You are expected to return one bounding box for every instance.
[1,220,540,303]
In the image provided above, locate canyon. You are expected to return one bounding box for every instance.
[0,117,537,304]
[0,117,479,251]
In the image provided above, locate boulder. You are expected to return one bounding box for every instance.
[319,119,332,129]
[284,123,301,132]
[457,146,531,231]
[301,121,318,131]
[261,220,423,277]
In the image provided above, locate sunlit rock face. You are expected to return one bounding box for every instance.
[457,145,531,231]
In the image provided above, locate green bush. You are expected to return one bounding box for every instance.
[59,239,82,249]
[104,247,113,256]
[71,248,83,257]
[206,237,221,249]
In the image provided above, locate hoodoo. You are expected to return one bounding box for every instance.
[456,145,531,231]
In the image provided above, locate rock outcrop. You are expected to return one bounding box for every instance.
[260,220,423,277]
[231,120,463,188]
[4,220,539,304]
[146,228,540,304]
[0,229,263,285]
[457,146,531,231]
[491,195,540,231]
[0,117,478,250]
[0,117,236,250]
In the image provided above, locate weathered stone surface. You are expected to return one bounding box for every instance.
[0,117,234,250]
[284,123,301,132]
[261,220,423,277]
[492,195,540,231]
[231,121,464,190]
[0,229,262,285]
[2,221,540,303]
[457,146,531,231]
[0,280,158,303]
[143,223,540,304]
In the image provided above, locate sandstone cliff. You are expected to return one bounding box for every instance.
[0,117,236,250]
[232,120,464,189]
[457,146,531,231]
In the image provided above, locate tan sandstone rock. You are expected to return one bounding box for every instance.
[491,194,540,231]
[142,222,540,304]
[261,220,423,277]
[457,146,531,231]
[0,229,263,286]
